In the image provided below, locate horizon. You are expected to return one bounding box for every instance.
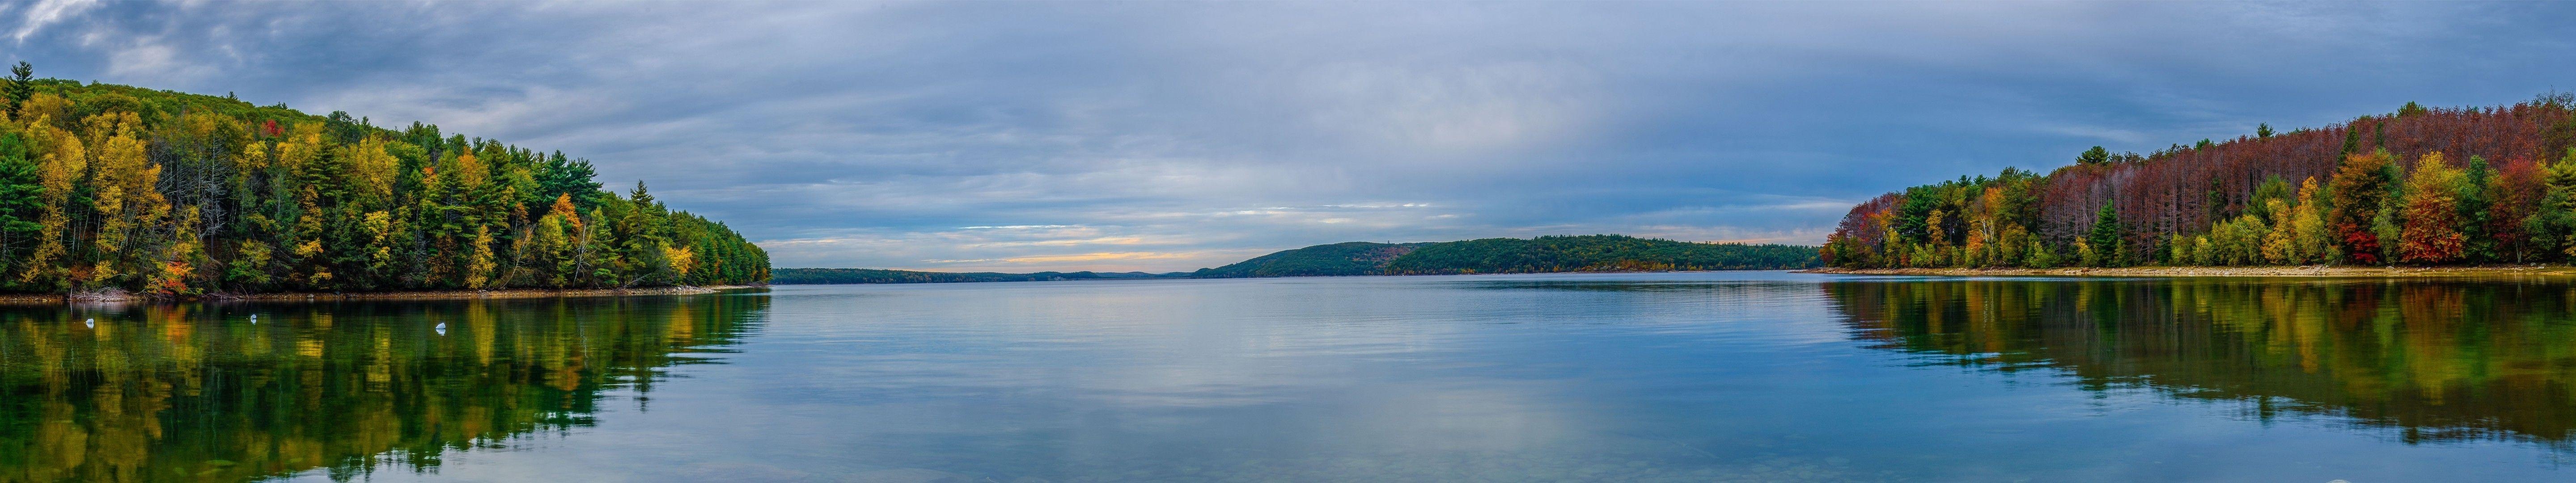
[9,1,2576,272]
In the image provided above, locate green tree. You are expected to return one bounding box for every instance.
[0,134,42,280]
[2088,202,2124,267]
[2461,155,2495,262]
[2076,146,2111,165]
[2,61,28,116]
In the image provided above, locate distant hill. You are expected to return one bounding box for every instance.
[1192,241,1429,278]
[777,235,1818,285]
[1383,235,1821,274]
[770,268,1187,285]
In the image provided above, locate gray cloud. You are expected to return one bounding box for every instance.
[6,1,2571,271]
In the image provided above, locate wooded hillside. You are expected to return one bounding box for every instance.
[1825,94,2576,268]
[0,64,767,294]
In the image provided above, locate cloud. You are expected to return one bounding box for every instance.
[6,0,95,42]
[2,2,2566,271]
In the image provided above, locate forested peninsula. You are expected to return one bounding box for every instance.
[1822,93,2576,273]
[775,234,1819,285]
[0,64,768,298]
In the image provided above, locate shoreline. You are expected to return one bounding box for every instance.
[1795,266,2576,278]
[0,285,766,305]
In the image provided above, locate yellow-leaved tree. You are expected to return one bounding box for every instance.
[2398,153,2467,263]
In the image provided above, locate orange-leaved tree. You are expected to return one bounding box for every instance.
[2328,151,2395,264]
[2398,153,2466,263]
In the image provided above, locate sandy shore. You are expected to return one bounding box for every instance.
[2,285,766,304]
[1796,266,2574,278]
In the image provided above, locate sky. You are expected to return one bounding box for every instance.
[4,1,2575,272]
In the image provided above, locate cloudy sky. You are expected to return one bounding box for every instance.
[4,1,2572,272]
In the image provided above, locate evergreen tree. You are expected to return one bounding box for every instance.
[2076,146,2111,165]
[3,61,28,116]
[2089,202,2123,267]
[0,134,42,280]
[2461,155,2495,261]
[538,151,604,208]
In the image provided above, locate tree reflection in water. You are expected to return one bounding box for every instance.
[1827,278,2576,448]
[0,293,764,482]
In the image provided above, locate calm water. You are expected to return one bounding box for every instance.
[5,272,2576,482]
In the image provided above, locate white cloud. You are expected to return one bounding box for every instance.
[7,0,95,42]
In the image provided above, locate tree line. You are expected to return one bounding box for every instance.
[0,64,767,294]
[1825,94,2576,268]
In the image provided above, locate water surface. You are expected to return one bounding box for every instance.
[4,272,2574,482]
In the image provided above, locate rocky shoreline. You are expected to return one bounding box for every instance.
[1796,266,2572,278]
[1,285,765,304]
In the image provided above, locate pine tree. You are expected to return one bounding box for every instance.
[2088,202,2123,267]
[2,62,29,116]
[2076,146,2111,165]
[0,134,41,280]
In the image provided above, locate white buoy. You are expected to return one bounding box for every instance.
[84,318,93,328]
[250,314,257,324]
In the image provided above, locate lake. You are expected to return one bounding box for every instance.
[5,272,2575,482]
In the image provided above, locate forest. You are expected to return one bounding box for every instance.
[0,64,768,295]
[1824,93,2576,268]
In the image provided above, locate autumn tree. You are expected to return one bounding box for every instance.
[2328,151,2395,264]
[2397,153,2467,263]
[2288,178,2335,264]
